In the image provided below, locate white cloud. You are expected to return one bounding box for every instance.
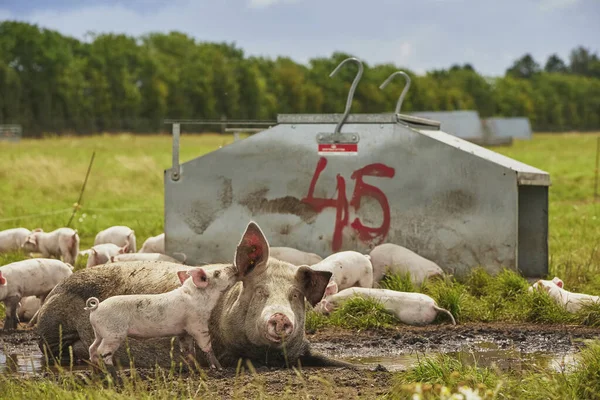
[538,0,579,11]
[248,0,299,8]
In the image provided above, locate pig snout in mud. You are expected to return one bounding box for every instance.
[34,221,355,370]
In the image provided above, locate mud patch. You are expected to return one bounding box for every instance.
[2,323,600,397]
[239,188,318,223]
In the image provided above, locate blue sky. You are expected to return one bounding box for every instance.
[0,0,598,76]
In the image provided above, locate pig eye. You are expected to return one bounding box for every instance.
[214,271,221,278]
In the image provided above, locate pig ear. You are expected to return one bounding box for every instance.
[120,244,129,254]
[295,266,333,307]
[234,221,270,279]
[33,228,43,232]
[0,272,6,286]
[188,268,209,288]
[324,279,338,297]
[552,277,564,288]
[177,271,189,285]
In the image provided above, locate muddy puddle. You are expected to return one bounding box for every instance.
[1,323,600,377]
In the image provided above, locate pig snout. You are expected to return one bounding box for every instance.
[266,313,294,342]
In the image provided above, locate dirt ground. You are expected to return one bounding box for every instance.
[2,323,600,399]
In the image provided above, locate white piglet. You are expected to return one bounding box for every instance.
[270,247,323,266]
[315,286,456,326]
[94,226,136,253]
[22,228,79,265]
[0,258,73,330]
[84,265,239,370]
[138,233,164,254]
[310,251,374,292]
[18,296,42,323]
[529,277,600,313]
[0,228,32,254]
[369,243,444,287]
[85,243,129,268]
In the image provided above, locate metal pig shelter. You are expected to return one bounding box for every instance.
[164,59,551,278]
[484,117,533,140]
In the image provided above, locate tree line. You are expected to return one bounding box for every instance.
[1,21,599,136]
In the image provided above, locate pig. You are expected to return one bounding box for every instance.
[18,296,42,322]
[310,251,374,292]
[314,286,456,326]
[110,252,185,264]
[0,258,73,330]
[138,233,164,254]
[35,221,352,369]
[85,243,129,268]
[94,226,136,253]
[0,228,32,254]
[529,277,600,313]
[270,247,323,266]
[85,265,239,370]
[369,243,444,287]
[22,228,80,265]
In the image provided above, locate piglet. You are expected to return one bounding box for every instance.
[270,246,323,266]
[22,228,80,265]
[0,228,32,254]
[18,296,42,323]
[310,251,374,292]
[84,265,239,370]
[138,233,165,254]
[314,286,456,326]
[85,243,129,268]
[529,277,600,313]
[0,258,73,330]
[94,226,136,253]
[369,243,444,287]
[110,252,186,264]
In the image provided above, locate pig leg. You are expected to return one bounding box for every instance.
[3,296,21,331]
[178,334,196,362]
[190,329,221,370]
[88,327,102,365]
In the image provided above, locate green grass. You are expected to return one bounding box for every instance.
[387,339,600,400]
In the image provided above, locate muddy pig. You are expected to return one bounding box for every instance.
[85,265,238,369]
[84,243,129,268]
[138,233,164,254]
[94,226,136,253]
[310,251,373,292]
[369,243,444,287]
[110,252,185,264]
[0,228,32,254]
[22,228,80,265]
[0,258,73,330]
[35,221,349,369]
[315,286,456,326]
[270,246,323,266]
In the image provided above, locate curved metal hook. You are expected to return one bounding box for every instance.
[379,71,411,114]
[329,57,364,135]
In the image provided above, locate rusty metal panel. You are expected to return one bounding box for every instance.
[484,117,533,140]
[164,115,550,278]
[409,111,484,140]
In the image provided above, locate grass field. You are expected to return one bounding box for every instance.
[2,132,600,399]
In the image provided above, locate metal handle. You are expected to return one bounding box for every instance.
[379,71,411,114]
[171,123,180,181]
[329,57,364,138]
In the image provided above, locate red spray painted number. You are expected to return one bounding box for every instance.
[302,157,396,252]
